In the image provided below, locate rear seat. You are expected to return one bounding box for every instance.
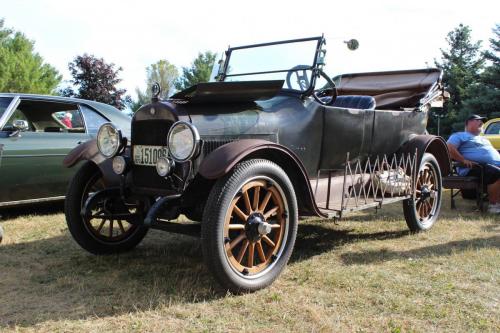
[331,95,376,110]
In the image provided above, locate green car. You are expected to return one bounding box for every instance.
[0,93,130,208]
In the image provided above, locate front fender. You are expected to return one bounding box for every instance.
[63,139,120,186]
[199,139,325,217]
[399,135,451,176]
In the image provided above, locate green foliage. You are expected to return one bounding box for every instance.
[0,19,61,94]
[175,51,217,91]
[130,60,179,112]
[463,24,500,120]
[430,24,484,136]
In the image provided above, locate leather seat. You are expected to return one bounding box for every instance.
[331,95,376,110]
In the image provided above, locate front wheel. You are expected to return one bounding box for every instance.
[202,159,298,293]
[403,153,442,232]
[65,162,148,254]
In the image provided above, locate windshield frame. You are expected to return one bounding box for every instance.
[217,36,326,95]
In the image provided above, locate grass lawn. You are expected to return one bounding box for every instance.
[0,195,498,332]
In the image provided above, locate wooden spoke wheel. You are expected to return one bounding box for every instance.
[82,180,140,243]
[403,153,442,232]
[202,159,298,293]
[65,162,148,254]
[224,179,286,276]
[415,166,439,221]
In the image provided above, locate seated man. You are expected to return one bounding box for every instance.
[447,114,500,213]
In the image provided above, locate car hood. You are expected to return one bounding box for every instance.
[169,80,284,104]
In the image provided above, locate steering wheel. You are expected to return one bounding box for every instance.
[285,65,311,91]
[312,69,338,106]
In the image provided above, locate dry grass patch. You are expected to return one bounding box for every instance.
[0,197,498,332]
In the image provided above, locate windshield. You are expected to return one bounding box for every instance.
[485,121,500,135]
[0,97,13,121]
[220,37,324,92]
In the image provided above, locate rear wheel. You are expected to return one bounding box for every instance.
[202,159,298,293]
[403,153,442,232]
[65,162,148,254]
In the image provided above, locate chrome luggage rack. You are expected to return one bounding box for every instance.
[316,150,418,219]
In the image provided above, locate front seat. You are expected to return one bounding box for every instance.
[331,95,376,110]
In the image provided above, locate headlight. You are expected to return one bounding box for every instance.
[97,123,122,158]
[167,121,200,162]
[156,157,174,177]
[112,156,127,175]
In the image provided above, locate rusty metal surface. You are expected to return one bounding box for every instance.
[198,139,326,217]
[399,134,451,177]
[63,139,120,186]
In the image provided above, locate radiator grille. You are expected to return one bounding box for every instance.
[131,119,173,145]
[131,119,174,189]
[202,139,236,157]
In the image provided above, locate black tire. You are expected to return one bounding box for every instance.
[202,159,298,293]
[65,162,148,254]
[403,153,442,232]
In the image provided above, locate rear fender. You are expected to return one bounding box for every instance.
[399,135,451,176]
[63,139,121,186]
[198,139,325,217]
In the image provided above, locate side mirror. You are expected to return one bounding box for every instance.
[13,120,29,132]
[9,119,29,137]
[344,39,359,51]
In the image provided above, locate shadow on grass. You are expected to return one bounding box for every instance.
[340,236,500,265]
[0,202,64,220]
[0,219,411,328]
[291,224,410,263]
[0,230,215,328]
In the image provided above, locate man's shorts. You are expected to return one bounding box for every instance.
[467,164,500,186]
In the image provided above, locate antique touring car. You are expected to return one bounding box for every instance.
[63,36,450,292]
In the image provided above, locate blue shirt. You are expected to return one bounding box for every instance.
[447,132,500,176]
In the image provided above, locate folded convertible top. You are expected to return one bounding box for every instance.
[334,68,442,109]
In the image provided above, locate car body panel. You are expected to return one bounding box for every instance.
[321,106,373,169]
[186,94,324,175]
[0,93,130,207]
[0,131,89,202]
[482,118,500,151]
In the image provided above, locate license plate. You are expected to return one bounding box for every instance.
[133,145,169,166]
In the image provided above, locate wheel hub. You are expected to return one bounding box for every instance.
[420,185,431,201]
[245,212,271,242]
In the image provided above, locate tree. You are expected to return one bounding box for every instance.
[61,54,130,110]
[430,24,484,136]
[175,51,217,91]
[0,19,61,94]
[130,59,179,111]
[463,24,500,120]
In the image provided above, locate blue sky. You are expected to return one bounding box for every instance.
[1,0,498,97]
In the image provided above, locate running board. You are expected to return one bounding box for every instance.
[0,196,65,208]
[151,220,201,237]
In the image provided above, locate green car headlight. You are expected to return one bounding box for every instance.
[97,123,122,158]
[167,121,200,162]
